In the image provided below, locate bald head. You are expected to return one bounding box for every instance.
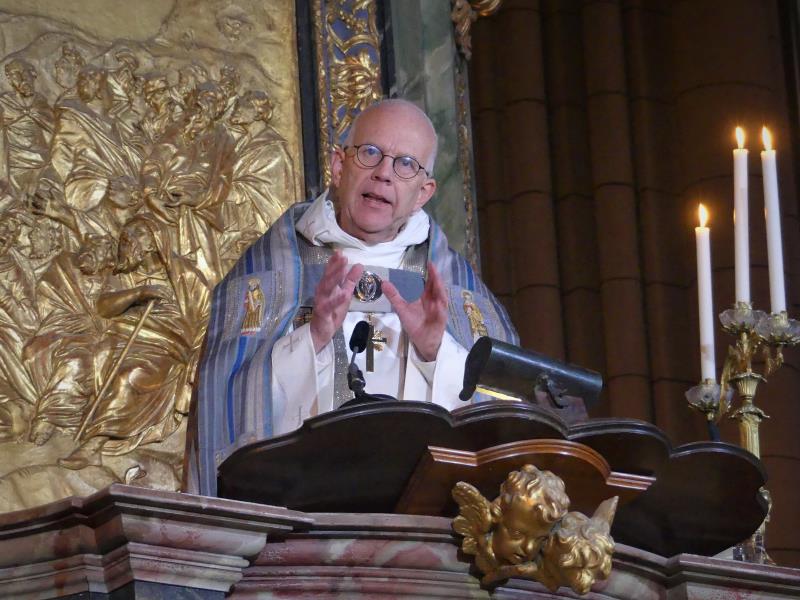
[345,99,438,173]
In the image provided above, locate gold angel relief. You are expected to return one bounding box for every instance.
[452,464,617,594]
[0,41,295,510]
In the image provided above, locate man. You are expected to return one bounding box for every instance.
[187,99,517,496]
[138,73,179,145]
[224,89,294,233]
[49,65,139,211]
[140,81,235,282]
[28,233,117,446]
[0,58,53,196]
[59,214,210,469]
[53,44,86,100]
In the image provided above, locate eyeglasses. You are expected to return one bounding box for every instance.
[345,144,429,179]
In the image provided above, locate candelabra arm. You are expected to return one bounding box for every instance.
[763,344,784,376]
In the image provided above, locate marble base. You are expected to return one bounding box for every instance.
[1,485,799,599]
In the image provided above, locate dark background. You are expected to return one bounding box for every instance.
[468,0,800,566]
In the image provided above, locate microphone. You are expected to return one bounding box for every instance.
[349,321,370,354]
[342,320,396,408]
[347,321,370,397]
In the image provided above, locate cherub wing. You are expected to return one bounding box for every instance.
[452,481,494,556]
[592,495,618,530]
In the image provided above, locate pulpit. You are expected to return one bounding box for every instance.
[2,398,800,598]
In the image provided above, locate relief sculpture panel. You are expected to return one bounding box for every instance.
[0,0,302,512]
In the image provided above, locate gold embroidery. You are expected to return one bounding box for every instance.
[241,277,265,335]
[462,289,488,341]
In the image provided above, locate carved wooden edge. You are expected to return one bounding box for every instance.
[395,438,653,515]
[221,399,705,480]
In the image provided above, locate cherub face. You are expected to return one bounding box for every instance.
[491,494,553,565]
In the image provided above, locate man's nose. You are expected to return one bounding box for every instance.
[371,155,394,181]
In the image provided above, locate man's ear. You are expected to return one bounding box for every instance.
[414,177,437,211]
[330,146,345,187]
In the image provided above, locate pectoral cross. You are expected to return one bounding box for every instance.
[366,313,387,372]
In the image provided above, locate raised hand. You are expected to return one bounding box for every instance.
[383,261,448,362]
[310,251,364,353]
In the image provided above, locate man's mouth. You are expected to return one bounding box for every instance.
[361,192,390,205]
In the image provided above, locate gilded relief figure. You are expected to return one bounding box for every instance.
[27,233,117,446]
[170,63,210,124]
[60,214,210,469]
[452,464,617,593]
[53,45,86,102]
[0,0,302,512]
[226,90,294,232]
[106,47,146,135]
[141,81,235,282]
[0,59,53,196]
[139,73,179,145]
[0,208,41,443]
[50,65,140,213]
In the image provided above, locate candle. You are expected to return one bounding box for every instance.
[761,127,786,313]
[733,127,750,304]
[696,204,715,381]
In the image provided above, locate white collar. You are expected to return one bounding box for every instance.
[296,190,430,252]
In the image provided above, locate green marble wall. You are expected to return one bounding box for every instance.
[388,0,474,259]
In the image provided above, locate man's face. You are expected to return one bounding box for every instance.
[77,71,101,103]
[6,65,35,97]
[77,235,114,275]
[145,79,169,111]
[330,105,436,244]
[0,218,19,255]
[229,97,256,126]
[54,59,78,90]
[116,221,152,273]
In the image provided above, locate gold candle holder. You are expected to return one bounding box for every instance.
[687,303,799,565]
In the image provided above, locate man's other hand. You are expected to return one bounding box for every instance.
[383,261,448,362]
[310,251,364,353]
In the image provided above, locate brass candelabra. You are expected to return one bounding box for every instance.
[686,302,800,564]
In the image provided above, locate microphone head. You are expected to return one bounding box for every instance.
[349,320,370,353]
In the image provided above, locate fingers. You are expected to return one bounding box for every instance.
[343,263,364,293]
[383,280,412,321]
[424,262,447,303]
[317,251,348,295]
[310,253,364,352]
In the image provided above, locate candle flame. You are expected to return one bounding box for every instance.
[762,126,773,151]
[735,126,745,149]
[698,203,709,227]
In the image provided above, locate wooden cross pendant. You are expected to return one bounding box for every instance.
[366,314,387,372]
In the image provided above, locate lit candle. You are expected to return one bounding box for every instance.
[733,127,750,304]
[761,127,786,313]
[696,204,715,381]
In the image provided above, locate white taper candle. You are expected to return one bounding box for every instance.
[733,127,750,304]
[696,204,715,381]
[761,127,786,313]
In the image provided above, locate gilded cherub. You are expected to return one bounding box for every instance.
[537,498,618,594]
[452,464,617,594]
[453,465,569,576]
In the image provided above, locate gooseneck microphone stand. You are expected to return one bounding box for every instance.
[342,320,396,408]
